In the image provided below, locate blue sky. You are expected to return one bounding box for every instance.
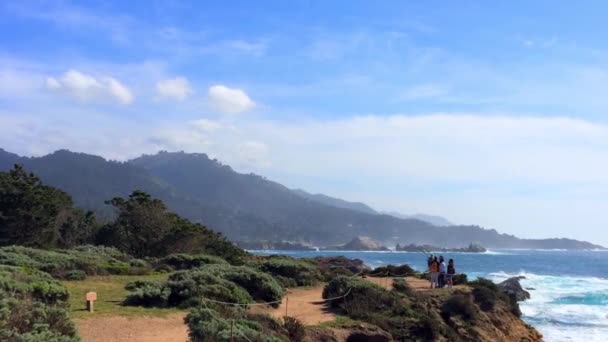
[2,1,608,246]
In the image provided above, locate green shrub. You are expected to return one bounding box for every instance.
[441,293,477,321]
[205,265,284,305]
[468,278,498,291]
[64,270,86,281]
[472,286,496,311]
[0,265,69,303]
[369,264,416,277]
[129,259,149,268]
[392,278,415,297]
[312,256,368,280]
[158,253,228,271]
[469,278,522,317]
[124,283,171,307]
[256,258,322,287]
[185,307,288,342]
[322,277,402,316]
[282,316,305,342]
[0,245,152,279]
[0,266,77,342]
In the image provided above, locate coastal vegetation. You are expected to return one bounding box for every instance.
[0,165,541,341]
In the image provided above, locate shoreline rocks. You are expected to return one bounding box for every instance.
[499,276,531,301]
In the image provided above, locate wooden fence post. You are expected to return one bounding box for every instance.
[285,295,289,317]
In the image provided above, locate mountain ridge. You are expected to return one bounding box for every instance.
[0,148,603,250]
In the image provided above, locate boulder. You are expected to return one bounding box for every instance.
[323,236,389,251]
[498,276,530,301]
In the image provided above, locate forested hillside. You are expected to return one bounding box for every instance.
[0,148,603,249]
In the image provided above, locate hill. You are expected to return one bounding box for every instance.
[0,148,603,249]
[383,211,453,226]
[292,189,378,215]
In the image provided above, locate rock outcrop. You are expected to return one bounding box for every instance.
[395,242,487,253]
[323,236,389,251]
[499,276,531,301]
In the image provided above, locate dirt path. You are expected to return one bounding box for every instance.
[75,313,188,342]
[75,277,455,340]
[256,277,445,326]
[252,285,338,325]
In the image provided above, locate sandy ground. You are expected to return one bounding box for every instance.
[251,285,338,325]
[76,277,454,341]
[75,313,188,342]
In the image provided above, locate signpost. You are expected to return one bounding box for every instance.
[86,292,97,312]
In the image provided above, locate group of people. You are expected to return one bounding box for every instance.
[427,255,456,289]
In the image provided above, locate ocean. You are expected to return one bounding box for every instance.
[250,249,608,342]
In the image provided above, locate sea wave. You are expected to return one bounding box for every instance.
[487,271,608,342]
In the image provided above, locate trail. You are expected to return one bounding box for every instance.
[75,276,453,341]
[75,313,188,342]
[251,285,338,325]
[256,276,458,326]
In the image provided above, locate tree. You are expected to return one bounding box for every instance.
[0,165,95,248]
[101,190,172,257]
[101,191,246,261]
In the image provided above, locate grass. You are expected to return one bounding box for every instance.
[316,315,364,328]
[63,274,186,319]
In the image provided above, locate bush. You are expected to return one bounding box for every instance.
[441,293,477,321]
[392,278,416,297]
[256,257,323,287]
[124,265,284,310]
[0,265,69,303]
[472,286,496,311]
[469,278,522,317]
[124,283,171,307]
[158,253,228,271]
[0,266,77,342]
[282,316,305,342]
[468,278,498,292]
[205,265,284,305]
[129,259,149,268]
[64,270,86,281]
[311,256,368,280]
[185,307,288,342]
[0,245,152,279]
[369,264,416,277]
[323,277,403,316]
[171,270,255,308]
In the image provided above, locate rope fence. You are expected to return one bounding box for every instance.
[200,287,354,341]
[195,262,465,340]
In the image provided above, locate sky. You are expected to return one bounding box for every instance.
[2,1,608,246]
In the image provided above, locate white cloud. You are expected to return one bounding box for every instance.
[45,77,61,90]
[191,119,222,132]
[4,111,608,245]
[156,77,192,101]
[106,77,134,104]
[208,85,255,114]
[46,69,134,105]
[236,141,271,167]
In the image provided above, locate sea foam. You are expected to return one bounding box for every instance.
[488,271,608,342]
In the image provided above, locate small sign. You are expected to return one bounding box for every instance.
[86,292,97,301]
